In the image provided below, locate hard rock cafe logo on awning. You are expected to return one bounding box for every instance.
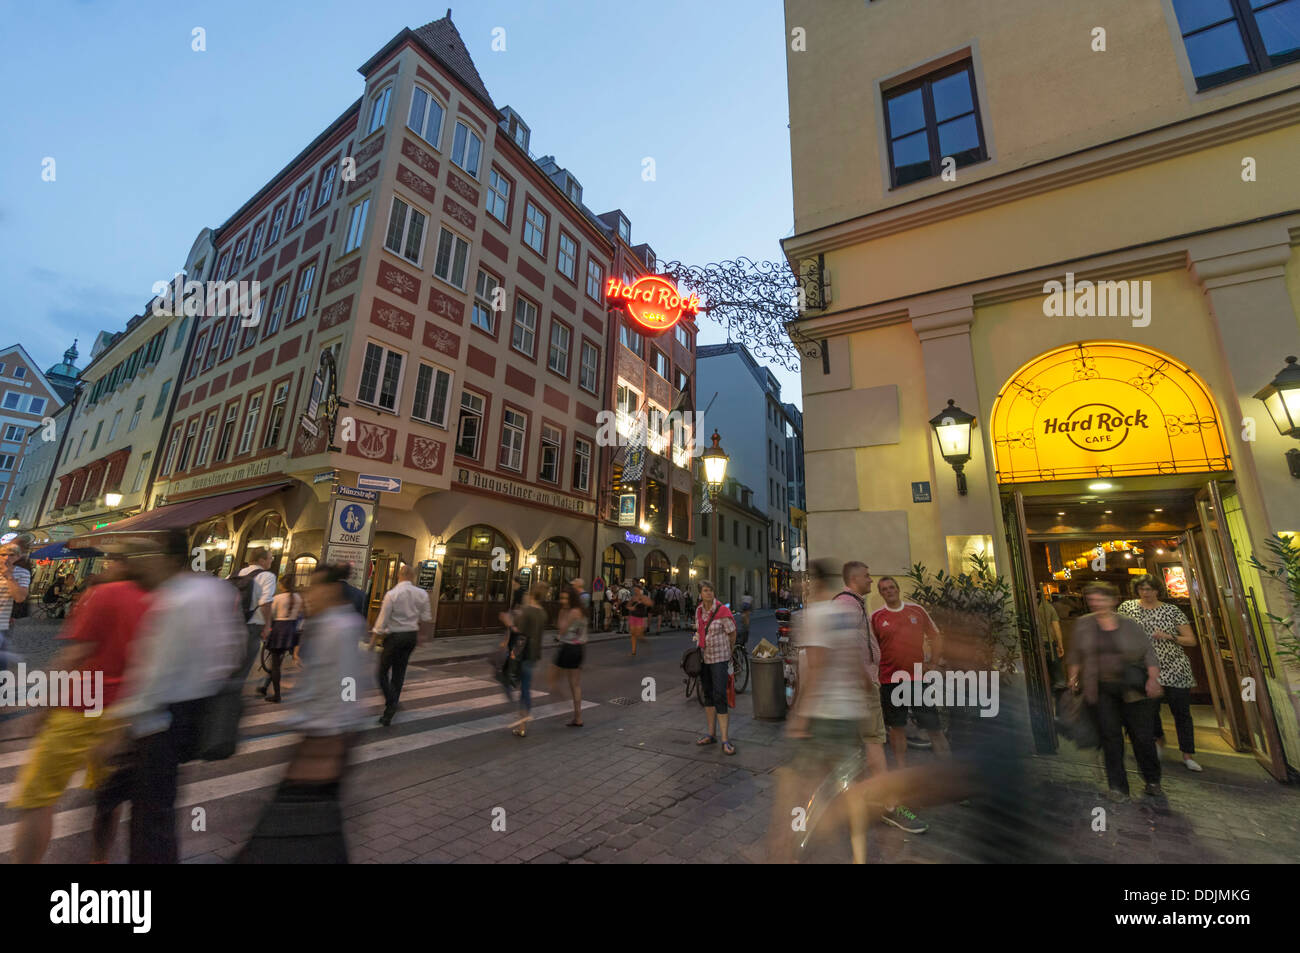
[1042,403,1151,452]
[605,275,700,336]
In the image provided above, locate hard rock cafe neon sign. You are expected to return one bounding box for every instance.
[605,275,701,336]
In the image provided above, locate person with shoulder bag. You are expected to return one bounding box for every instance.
[693,581,738,755]
[1067,580,1163,801]
[234,547,277,687]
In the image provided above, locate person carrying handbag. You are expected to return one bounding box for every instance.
[1066,581,1163,801]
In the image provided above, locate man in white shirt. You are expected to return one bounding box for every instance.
[235,547,277,686]
[371,564,432,726]
[97,529,245,864]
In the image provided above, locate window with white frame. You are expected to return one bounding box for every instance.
[130,452,151,493]
[384,197,427,265]
[539,424,561,483]
[616,381,640,437]
[153,379,172,418]
[586,258,604,301]
[572,437,591,492]
[0,455,13,471]
[107,409,123,443]
[237,393,262,455]
[523,201,547,256]
[365,84,392,136]
[557,232,577,280]
[249,221,265,259]
[450,121,482,178]
[651,348,669,379]
[263,382,289,448]
[647,405,667,454]
[357,342,404,412]
[432,227,470,289]
[407,85,445,147]
[579,340,599,394]
[1,393,18,410]
[176,418,198,471]
[412,362,453,427]
[499,408,526,472]
[233,237,247,269]
[674,367,688,393]
[675,324,691,350]
[291,265,316,322]
[486,168,510,223]
[160,427,179,474]
[456,390,484,458]
[27,397,45,415]
[221,313,241,358]
[267,205,286,246]
[215,402,238,461]
[215,251,231,281]
[316,164,337,209]
[472,269,499,333]
[511,297,538,356]
[264,281,289,336]
[194,410,217,467]
[672,417,691,468]
[548,322,570,376]
[3,425,23,442]
[343,197,369,253]
[289,183,311,228]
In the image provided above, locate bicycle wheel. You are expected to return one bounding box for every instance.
[685,674,697,700]
[259,641,272,675]
[732,648,750,694]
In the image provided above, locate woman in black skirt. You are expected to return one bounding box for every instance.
[259,574,303,703]
[550,582,588,727]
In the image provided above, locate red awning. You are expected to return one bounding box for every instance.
[68,482,292,550]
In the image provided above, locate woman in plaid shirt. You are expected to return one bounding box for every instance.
[694,581,738,755]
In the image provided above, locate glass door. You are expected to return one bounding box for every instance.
[1002,489,1057,754]
[1196,481,1287,779]
[367,552,400,630]
[1179,529,1247,750]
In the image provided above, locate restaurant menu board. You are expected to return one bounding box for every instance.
[417,560,438,591]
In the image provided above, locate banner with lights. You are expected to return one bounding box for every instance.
[606,275,700,337]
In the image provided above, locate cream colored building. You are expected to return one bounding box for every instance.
[784,0,1300,779]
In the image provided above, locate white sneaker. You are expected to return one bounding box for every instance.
[1183,758,1203,772]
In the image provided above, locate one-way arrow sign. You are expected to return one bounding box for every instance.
[358,473,402,493]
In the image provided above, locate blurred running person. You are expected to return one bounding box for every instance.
[694,581,738,756]
[872,576,949,768]
[503,584,547,737]
[551,581,588,727]
[627,584,651,655]
[9,554,151,863]
[372,564,432,727]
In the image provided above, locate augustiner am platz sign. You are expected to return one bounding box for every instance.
[991,342,1231,483]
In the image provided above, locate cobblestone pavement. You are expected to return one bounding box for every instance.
[1,618,1295,864]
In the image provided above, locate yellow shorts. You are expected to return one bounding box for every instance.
[8,709,120,810]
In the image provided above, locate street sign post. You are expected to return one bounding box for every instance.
[358,473,402,493]
[322,484,378,592]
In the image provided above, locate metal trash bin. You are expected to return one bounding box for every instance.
[750,655,787,721]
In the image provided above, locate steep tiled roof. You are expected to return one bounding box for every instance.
[413,13,495,111]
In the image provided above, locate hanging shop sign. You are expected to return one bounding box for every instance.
[605,275,701,336]
[618,493,638,526]
[991,341,1231,483]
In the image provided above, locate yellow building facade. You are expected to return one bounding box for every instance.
[783,0,1300,778]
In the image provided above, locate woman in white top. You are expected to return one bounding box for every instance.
[550,581,588,727]
[258,575,303,703]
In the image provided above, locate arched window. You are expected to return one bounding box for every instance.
[534,537,580,602]
[644,550,670,589]
[601,544,629,587]
[192,518,233,578]
[292,554,318,590]
[242,511,286,575]
[438,525,515,634]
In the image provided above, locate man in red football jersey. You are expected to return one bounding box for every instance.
[871,576,949,769]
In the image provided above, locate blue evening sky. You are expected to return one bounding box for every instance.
[0,0,801,406]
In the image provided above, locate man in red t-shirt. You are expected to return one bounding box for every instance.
[9,574,151,863]
[871,576,948,768]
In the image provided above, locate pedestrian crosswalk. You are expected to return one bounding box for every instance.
[0,666,598,857]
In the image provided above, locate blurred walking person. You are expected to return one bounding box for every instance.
[95,529,245,864]
[1068,581,1163,800]
[234,547,276,687]
[502,584,547,736]
[372,564,432,727]
[551,581,588,727]
[773,559,881,863]
[693,581,738,756]
[1120,574,1201,772]
[258,574,303,703]
[238,563,366,863]
[9,553,151,863]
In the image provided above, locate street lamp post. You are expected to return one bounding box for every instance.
[928,398,977,496]
[701,430,729,594]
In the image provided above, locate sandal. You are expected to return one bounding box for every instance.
[696,735,717,746]
[512,726,527,737]
[722,741,736,756]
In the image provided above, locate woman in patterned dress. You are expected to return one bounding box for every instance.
[1119,574,1202,773]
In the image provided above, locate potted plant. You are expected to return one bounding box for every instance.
[902,551,1021,673]
[1247,533,1300,681]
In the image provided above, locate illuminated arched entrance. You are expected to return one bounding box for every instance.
[991,341,1230,483]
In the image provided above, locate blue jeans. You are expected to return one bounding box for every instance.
[518,659,535,714]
